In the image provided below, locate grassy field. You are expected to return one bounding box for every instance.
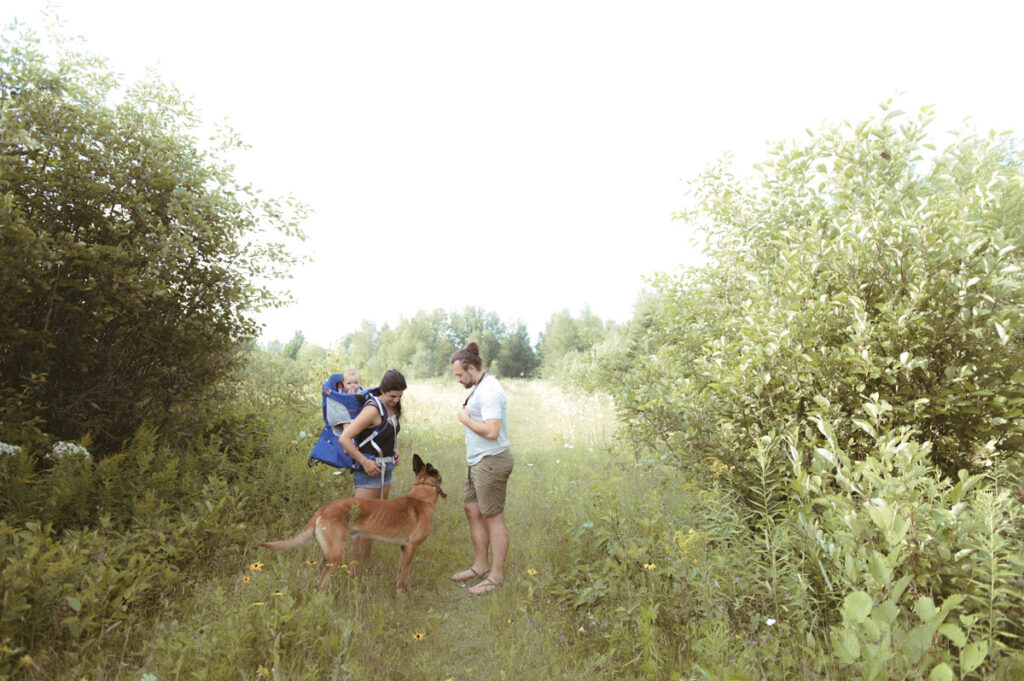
[116,378,626,681]
[16,376,1017,680]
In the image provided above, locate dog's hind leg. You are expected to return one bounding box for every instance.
[313,517,350,590]
[315,556,346,590]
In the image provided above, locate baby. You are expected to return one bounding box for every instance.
[338,368,361,394]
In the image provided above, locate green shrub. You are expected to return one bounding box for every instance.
[590,103,1024,676]
[0,443,40,523]
[605,104,1024,477]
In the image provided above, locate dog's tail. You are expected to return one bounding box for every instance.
[259,521,315,552]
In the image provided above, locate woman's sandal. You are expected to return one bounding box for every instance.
[451,566,489,583]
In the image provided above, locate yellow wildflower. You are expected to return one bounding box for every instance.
[643,563,657,571]
[411,630,426,641]
[256,664,270,678]
[271,591,284,597]
[249,562,264,572]
[708,457,735,478]
[252,601,267,607]
[527,569,538,576]
[241,574,251,584]
[19,655,33,667]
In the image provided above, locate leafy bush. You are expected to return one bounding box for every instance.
[789,399,1022,679]
[0,346,316,670]
[604,104,1024,477]
[589,104,1024,677]
[0,21,305,453]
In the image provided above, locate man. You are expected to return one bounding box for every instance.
[449,342,513,595]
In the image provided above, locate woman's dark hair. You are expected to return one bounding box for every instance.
[379,368,407,393]
[371,369,407,420]
[450,342,483,370]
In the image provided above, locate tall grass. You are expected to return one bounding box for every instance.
[10,376,1018,679]
[2,378,624,680]
[128,378,623,681]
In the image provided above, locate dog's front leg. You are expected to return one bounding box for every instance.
[395,542,418,593]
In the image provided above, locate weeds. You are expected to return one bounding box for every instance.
[3,375,1020,680]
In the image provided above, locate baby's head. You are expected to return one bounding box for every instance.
[340,368,361,394]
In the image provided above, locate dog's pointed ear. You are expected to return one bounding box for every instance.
[426,464,437,476]
[413,453,424,474]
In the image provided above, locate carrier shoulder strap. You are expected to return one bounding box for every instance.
[356,393,389,457]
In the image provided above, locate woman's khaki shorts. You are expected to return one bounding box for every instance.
[465,449,514,518]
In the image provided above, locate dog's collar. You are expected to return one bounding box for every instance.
[414,479,447,499]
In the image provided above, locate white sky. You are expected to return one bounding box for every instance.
[8,1,1024,345]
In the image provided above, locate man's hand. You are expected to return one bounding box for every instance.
[458,407,500,440]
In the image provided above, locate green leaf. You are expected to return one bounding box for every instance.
[929,662,954,681]
[851,418,877,438]
[961,640,988,674]
[938,623,966,648]
[903,624,934,663]
[66,596,82,613]
[842,591,873,624]
[869,552,891,587]
[995,322,1009,345]
[914,595,937,622]
[832,626,861,664]
[867,503,894,534]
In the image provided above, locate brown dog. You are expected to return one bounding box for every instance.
[259,453,446,592]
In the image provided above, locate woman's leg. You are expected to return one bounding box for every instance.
[351,484,391,568]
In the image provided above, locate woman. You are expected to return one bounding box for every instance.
[339,368,407,501]
[337,369,407,568]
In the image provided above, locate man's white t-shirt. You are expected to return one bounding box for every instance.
[464,374,510,466]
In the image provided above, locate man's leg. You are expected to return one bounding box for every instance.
[452,500,491,580]
[467,451,513,593]
[483,512,509,583]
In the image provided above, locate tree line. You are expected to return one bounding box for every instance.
[267,305,612,382]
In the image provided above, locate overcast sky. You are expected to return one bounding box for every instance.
[8,1,1024,345]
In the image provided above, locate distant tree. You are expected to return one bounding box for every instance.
[294,341,325,366]
[446,307,505,371]
[0,24,305,452]
[497,322,539,377]
[383,309,455,378]
[537,306,606,376]
[282,331,305,360]
[332,320,381,377]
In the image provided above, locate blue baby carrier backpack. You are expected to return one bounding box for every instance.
[307,373,389,470]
